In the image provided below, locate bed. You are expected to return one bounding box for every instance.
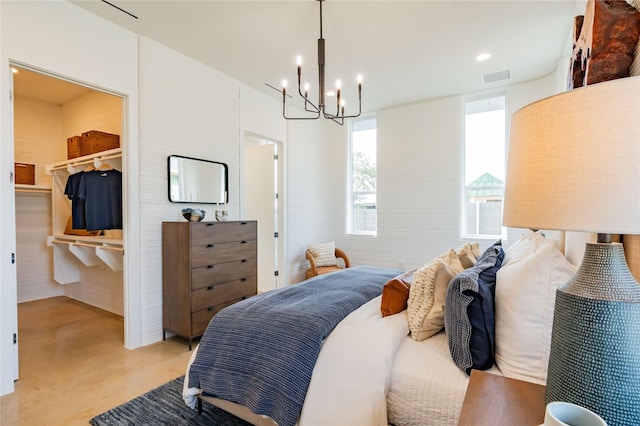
[183,231,582,426]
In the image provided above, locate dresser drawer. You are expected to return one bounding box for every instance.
[192,240,257,267]
[192,258,257,290]
[191,221,257,246]
[191,277,257,312]
[191,297,246,336]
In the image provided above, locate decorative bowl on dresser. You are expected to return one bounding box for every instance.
[162,220,258,349]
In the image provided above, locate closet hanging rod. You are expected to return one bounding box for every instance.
[50,239,124,251]
[48,152,122,173]
[15,188,51,194]
[72,241,124,251]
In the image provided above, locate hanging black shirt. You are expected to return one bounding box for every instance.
[78,170,122,231]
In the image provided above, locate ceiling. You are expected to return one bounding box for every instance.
[12,67,92,105]
[31,1,583,112]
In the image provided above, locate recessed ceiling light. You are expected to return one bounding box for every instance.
[11,67,18,74]
[476,53,491,62]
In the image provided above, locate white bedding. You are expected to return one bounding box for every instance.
[387,332,503,426]
[299,295,409,425]
[387,332,469,425]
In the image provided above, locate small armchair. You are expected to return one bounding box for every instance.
[305,248,351,280]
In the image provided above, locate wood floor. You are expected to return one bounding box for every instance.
[0,296,194,425]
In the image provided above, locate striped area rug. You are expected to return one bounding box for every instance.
[89,376,250,426]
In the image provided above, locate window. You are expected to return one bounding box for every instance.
[464,95,505,238]
[349,116,377,235]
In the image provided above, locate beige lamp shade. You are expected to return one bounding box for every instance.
[503,76,640,234]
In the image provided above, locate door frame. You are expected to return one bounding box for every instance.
[1,61,140,394]
[241,132,287,289]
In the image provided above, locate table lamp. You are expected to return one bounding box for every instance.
[503,76,640,426]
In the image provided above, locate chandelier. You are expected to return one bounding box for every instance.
[281,0,362,125]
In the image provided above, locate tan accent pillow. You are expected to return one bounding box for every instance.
[407,249,463,341]
[456,242,481,269]
[307,241,337,267]
[380,268,417,317]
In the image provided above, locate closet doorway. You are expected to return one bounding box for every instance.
[243,135,285,292]
[12,65,126,376]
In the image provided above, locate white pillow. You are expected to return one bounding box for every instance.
[495,232,577,384]
[308,241,337,267]
[502,229,537,265]
[407,249,463,341]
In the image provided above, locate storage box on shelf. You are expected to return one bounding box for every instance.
[67,130,120,159]
[66,136,83,159]
[14,162,35,185]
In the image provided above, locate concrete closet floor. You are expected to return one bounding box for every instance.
[0,296,194,425]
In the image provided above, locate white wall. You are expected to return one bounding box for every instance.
[137,36,242,344]
[13,95,63,303]
[285,119,346,282]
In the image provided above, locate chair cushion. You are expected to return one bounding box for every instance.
[308,242,338,267]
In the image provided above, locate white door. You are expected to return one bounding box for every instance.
[1,66,19,395]
[244,141,280,292]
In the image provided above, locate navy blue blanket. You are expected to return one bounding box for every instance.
[188,266,401,426]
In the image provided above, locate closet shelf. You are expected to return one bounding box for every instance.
[47,234,124,281]
[15,184,51,194]
[49,233,123,246]
[46,148,122,174]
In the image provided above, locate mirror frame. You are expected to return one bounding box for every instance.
[167,155,229,204]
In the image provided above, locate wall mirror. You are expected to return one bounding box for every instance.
[168,155,228,204]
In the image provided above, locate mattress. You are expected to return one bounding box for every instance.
[387,332,471,426]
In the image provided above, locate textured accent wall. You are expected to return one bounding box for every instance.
[137,37,241,344]
[286,73,560,279]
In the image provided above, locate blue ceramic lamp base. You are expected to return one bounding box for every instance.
[546,242,640,426]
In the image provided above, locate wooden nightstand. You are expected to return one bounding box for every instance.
[458,370,546,426]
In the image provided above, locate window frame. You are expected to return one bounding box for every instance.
[348,114,377,236]
[462,93,507,240]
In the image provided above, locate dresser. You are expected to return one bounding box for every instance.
[162,220,258,349]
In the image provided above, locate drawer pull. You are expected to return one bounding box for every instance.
[206,243,214,248]
[241,296,247,300]
[207,286,214,290]
[207,306,215,311]
[241,259,247,263]
[241,240,248,244]
[241,222,248,225]
[241,278,247,282]
[206,223,215,227]
[207,265,215,269]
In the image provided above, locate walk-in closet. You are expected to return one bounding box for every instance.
[13,66,125,339]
